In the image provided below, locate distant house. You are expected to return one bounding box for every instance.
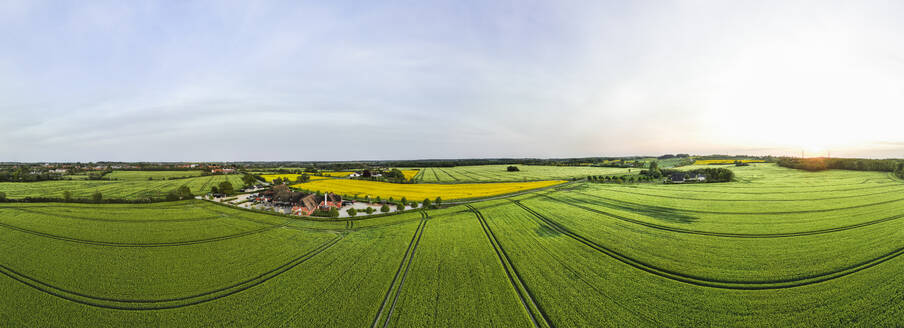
[348,172,362,178]
[50,168,68,174]
[693,174,706,182]
[669,173,685,183]
[211,168,236,174]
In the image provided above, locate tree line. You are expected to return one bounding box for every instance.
[777,157,903,173]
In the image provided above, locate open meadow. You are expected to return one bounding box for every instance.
[1,163,903,326]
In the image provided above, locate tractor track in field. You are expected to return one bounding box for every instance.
[513,200,904,290]
[372,212,428,328]
[430,168,441,182]
[0,233,343,310]
[467,205,552,328]
[636,181,901,195]
[438,168,460,182]
[594,185,904,202]
[3,207,223,223]
[540,194,904,238]
[569,191,904,215]
[0,218,292,247]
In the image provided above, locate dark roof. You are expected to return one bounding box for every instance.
[670,173,685,180]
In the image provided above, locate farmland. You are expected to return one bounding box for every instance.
[1,163,904,326]
[105,170,203,180]
[0,175,244,200]
[291,179,567,200]
[416,165,631,183]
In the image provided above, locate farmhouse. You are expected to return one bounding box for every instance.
[258,185,343,216]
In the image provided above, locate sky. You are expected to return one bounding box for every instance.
[2,0,903,162]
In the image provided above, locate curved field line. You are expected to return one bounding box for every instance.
[371,213,427,328]
[570,190,904,215]
[0,233,343,310]
[0,218,291,247]
[514,201,904,290]
[628,181,901,195]
[3,207,223,223]
[596,185,904,202]
[467,205,552,328]
[541,195,904,238]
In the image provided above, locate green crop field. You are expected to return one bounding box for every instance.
[415,165,631,183]
[1,163,903,326]
[0,174,244,200]
[104,170,204,180]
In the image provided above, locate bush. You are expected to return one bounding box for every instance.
[328,207,339,218]
[365,207,376,214]
[434,197,442,206]
[380,204,390,213]
[423,198,432,208]
[347,208,357,217]
[507,166,520,172]
[0,192,6,201]
[63,191,72,202]
[91,191,103,203]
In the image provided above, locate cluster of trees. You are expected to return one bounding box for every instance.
[270,174,310,185]
[597,160,646,168]
[507,166,520,172]
[0,168,67,182]
[166,186,194,201]
[657,154,691,160]
[777,157,903,173]
[209,181,236,196]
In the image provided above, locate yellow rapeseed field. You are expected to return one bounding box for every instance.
[400,169,419,180]
[291,179,566,200]
[693,159,765,165]
[260,174,329,183]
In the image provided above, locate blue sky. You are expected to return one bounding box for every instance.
[2,1,903,161]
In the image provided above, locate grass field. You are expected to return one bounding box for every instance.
[105,170,204,180]
[291,179,567,200]
[0,175,244,200]
[415,165,631,183]
[1,163,903,326]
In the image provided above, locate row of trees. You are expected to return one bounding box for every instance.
[588,175,656,184]
[343,198,437,217]
[777,157,903,172]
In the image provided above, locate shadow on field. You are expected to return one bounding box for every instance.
[556,194,700,224]
[535,224,562,237]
